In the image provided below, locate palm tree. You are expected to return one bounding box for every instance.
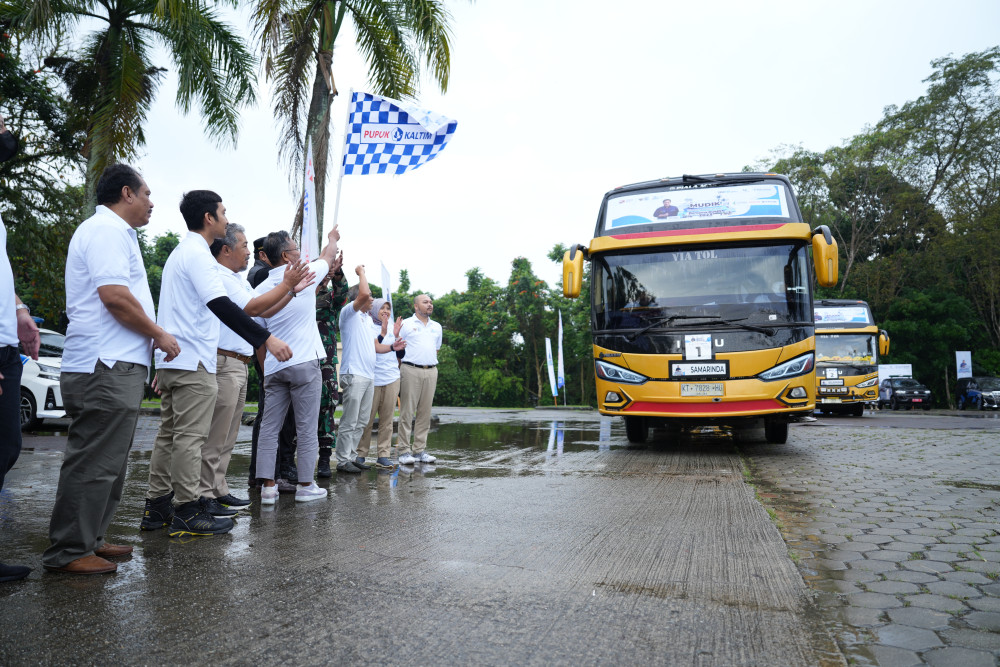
[252,0,455,240]
[2,0,257,200]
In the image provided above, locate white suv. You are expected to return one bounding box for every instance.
[20,328,66,429]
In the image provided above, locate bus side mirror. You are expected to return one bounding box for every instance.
[563,246,585,298]
[811,226,839,287]
[879,330,890,356]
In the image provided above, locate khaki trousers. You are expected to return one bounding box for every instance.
[397,364,437,455]
[199,354,248,498]
[147,363,218,505]
[42,361,146,568]
[359,378,400,459]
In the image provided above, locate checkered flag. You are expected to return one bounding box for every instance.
[342,91,457,175]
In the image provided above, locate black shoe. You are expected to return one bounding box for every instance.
[0,562,31,583]
[216,493,252,509]
[280,464,298,481]
[140,492,175,531]
[336,461,363,474]
[354,457,372,470]
[168,500,234,537]
[317,455,332,479]
[201,496,238,517]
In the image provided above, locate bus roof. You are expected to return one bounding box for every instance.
[594,173,803,238]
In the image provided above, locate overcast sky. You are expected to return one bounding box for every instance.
[136,0,1000,297]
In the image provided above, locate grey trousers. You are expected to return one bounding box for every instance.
[42,361,146,568]
[256,360,321,482]
[336,374,374,464]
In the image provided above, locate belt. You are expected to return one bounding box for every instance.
[402,361,436,369]
[217,348,253,364]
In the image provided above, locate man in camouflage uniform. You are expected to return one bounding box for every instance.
[315,259,349,477]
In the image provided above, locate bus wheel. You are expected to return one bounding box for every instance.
[851,403,865,417]
[764,419,788,444]
[625,416,648,444]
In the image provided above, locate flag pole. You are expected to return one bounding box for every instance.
[329,87,354,233]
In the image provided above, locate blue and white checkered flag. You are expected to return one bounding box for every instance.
[342,91,457,175]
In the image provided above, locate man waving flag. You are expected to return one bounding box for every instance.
[342,91,457,176]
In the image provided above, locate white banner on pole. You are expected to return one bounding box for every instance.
[380,261,393,318]
[957,351,973,379]
[301,137,319,261]
[545,338,558,397]
[557,310,566,390]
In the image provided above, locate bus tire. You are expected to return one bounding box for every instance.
[625,416,648,444]
[851,403,865,417]
[764,419,788,444]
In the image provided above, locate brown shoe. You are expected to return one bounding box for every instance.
[44,555,117,575]
[94,543,133,558]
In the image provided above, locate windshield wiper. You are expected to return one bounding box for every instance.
[625,314,718,342]
[671,317,777,336]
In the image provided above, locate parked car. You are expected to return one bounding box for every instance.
[20,328,66,430]
[956,376,1000,411]
[878,377,932,411]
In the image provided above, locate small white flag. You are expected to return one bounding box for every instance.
[301,137,319,261]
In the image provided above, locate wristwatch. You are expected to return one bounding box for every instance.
[15,303,30,314]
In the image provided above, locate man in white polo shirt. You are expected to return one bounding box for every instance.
[336,266,405,474]
[254,226,341,504]
[1,113,41,582]
[142,190,295,538]
[42,164,181,575]
[197,222,314,516]
[396,294,443,465]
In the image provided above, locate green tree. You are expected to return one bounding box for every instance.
[4,0,258,199]
[252,0,456,241]
[507,257,550,405]
[137,229,179,308]
[548,244,595,406]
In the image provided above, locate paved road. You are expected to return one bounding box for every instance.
[1,408,840,666]
[746,409,1000,667]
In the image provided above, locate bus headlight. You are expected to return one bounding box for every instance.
[595,360,648,385]
[758,353,814,381]
[856,377,878,388]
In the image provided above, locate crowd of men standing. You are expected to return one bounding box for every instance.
[0,138,443,580]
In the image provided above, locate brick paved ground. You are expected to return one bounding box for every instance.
[742,414,1000,667]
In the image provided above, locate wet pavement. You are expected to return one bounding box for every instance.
[1,408,840,666]
[743,409,1000,667]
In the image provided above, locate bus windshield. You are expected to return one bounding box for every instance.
[592,242,811,331]
[816,333,877,364]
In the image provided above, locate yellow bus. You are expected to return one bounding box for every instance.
[562,173,838,444]
[813,299,889,417]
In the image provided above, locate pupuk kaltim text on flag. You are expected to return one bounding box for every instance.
[342,92,457,175]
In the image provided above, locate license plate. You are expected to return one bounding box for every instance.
[912,398,922,402]
[681,383,724,397]
[821,397,842,404]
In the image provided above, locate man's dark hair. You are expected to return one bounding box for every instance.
[210,222,246,258]
[263,231,291,265]
[179,190,223,231]
[95,164,144,206]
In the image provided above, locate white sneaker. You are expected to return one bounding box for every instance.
[416,452,437,463]
[295,482,328,503]
[261,485,278,506]
[398,453,416,465]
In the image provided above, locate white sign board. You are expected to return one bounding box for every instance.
[604,184,790,231]
[957,351,973,379]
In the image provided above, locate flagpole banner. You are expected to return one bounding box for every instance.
[380,261,393,318]
[545,338,558,398]
[557,310,566,390]
[301,137,319,261]
[342,91,458,175]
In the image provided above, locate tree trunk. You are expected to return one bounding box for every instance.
[292,49,336,247]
